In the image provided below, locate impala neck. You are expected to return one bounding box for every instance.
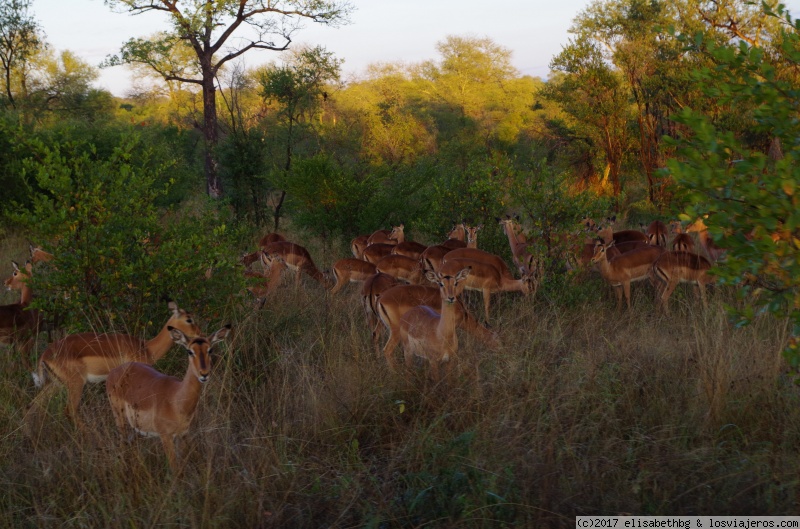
[18,282,33,306]
[502,223,519,248]
[439,299,459,348]
[176,366,204,419]
[144,325,178,363]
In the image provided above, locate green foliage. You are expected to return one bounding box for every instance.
[666,16,800,360]
[512,160,613,267]
[281,154,382,239]
[396,431,517,526]
[10,130,244,331]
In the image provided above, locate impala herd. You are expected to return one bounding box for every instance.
[0,215,720,470]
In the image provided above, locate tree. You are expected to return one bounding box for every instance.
[104,0,352,198]
[0,0,43,108]
[542,36,630,197]
[258,45,342,229]
[666,5,800,361]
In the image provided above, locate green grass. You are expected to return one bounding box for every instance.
[0,233,798,528]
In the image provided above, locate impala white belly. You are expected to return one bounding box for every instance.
[85,374,108,384]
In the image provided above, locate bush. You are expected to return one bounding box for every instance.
[10,131,245,331]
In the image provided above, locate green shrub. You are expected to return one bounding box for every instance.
[11,131,245,332]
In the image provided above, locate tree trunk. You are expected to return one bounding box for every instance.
[202,72,223,198]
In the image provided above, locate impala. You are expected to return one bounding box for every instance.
[388,224,428,259]
[686,217,726,263]
[367,228,396,246]
[261,241,329,288]
[33,301,201,425]
[375,254,425,285]
[29,245,54,264]
[439,254,538,320]
[419,244,454,272]
[391,240,428,260]
[331,258,377,294]
[240,250,261,268]
[361,272,400,351]
[642,220,668,248]
[591,241,664,310]
[350,235,370,259]
[376,282,499,368]
[362,243,396,264]
[258,232,286,248]
[1,261,41,369]
[650,251,713,313]
[499,216,532,272]
[669,221,695,253]
[597,222,649,246]
[106,324,231,471]
[395,267,471,382]
[441,247,516,280]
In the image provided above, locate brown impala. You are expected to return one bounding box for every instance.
[395,267,472,382]
[106,324,231,471]
[591,240,664,310]
[34,301,201,426]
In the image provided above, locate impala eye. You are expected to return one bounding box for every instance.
[186,318,193,324]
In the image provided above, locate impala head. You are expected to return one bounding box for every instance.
[5,260,31,291]
[165,301,202,339]
[580,216,597,232]
[590,240,615,264]
[389,223,405,241]
[596,225,614,243]
[447,222,466,240]
[168,324,232,384]
[466,225,482,246]
[29,244,54,264]
[423,267,471,305]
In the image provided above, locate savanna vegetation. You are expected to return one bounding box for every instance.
[1,0,800,526]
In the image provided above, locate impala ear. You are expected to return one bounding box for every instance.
[168,326,191,349]
[209,324,232,345]
[456,266,471,282]
[424,269,439,284]
[25,261,32,273]
[607,239,616,248]
[11,261,19,272]
[168,300,179,315]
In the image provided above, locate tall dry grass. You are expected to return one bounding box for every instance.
[1,234,799,528]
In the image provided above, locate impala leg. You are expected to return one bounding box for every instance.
[330,277,344,294]
[660,279,679,315]
[622,282,632,311]
[161,434,178,473]
[383,332,401,370]
[697,281,709,309]
[613,285,624,311]
[403,346,415,378]
[482,289,492,320]
[64,376,86,428]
